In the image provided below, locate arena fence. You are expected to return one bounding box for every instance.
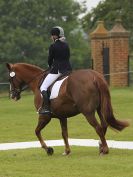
[0,69,133,98]
[0,82,10,98]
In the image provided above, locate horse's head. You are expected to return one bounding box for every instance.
[6,63,24,101]
[6,63,47,101]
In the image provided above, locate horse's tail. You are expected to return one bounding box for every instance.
[94,73,129,131]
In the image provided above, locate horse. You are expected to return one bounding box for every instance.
[6,63,129,155]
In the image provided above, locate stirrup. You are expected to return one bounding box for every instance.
[39,107,51,115]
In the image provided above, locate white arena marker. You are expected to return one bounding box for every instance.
[0,139,133,151]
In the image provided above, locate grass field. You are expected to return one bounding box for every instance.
[0,147,133,177]
[0,87,133,177]
[0,88,133,143]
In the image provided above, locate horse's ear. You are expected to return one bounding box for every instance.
[6,63,12,71]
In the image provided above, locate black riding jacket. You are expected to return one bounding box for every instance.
[48,39,72,74]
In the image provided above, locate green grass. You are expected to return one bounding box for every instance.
[0,88,133,177]
[0,87,133,143]
[0,147,133,177]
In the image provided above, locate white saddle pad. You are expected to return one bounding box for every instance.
[50,76,68,100]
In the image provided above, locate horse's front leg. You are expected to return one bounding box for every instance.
[35,115,53,155]
[60,118,71,155]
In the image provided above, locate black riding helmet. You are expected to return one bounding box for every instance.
[50,26,64,37]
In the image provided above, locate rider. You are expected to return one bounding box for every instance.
[39,26,72,114]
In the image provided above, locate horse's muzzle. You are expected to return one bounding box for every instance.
[10,89,21,101]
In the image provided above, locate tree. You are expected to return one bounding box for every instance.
[0,0,91,82]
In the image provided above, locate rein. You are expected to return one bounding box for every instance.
[21,70,45,91]
[23,67,50,90]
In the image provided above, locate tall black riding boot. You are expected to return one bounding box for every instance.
[39,90,51,115]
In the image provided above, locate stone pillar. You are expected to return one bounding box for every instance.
[108,19,130,87]
[90,21,108,74]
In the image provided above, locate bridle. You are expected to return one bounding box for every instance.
[9,72,26,99]
[9,69,47,99]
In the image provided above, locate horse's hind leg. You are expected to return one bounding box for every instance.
[60,118,71,155]
[83,111,109,155]
[97,108,108,135]
[97,108,108,154]
[35,115,53,155]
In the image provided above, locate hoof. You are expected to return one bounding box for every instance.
[99,152,108,156]
[47,147,54,155]
[62,151,71,156]
[98,141,109,155]
[99,148,109,156]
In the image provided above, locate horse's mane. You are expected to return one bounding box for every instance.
[13,63,44,73]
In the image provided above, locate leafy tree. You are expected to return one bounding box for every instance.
[0,0,91,82]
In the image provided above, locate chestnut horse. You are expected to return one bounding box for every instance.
[6,63,129,155]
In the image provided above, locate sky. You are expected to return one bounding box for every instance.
[76,0,102,12]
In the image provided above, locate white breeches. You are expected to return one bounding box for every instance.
[40,72,62,92]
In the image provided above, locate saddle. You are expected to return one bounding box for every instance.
[39,70,71,97]
[55,71,71,81]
